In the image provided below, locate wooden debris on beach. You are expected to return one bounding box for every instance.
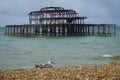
[35,61,54,68]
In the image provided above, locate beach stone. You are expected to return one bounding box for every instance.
[0,62,120,80]
[35,64,53,68]
[0,76,4,80]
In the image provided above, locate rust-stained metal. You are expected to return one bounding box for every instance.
[5,7,116,37]
[28,7,86,25]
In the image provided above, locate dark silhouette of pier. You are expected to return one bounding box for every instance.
[5,7,116,37]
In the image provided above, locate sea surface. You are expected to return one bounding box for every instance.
[0,26,120,69]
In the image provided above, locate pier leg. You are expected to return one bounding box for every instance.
[88,26,90,35]
[62,26,65,36]
[58,26,60,36]
[114,25,116,36]
[92,26,94,36]
[50,26,52,36]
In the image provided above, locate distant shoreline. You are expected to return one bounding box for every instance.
[0,62,120,80]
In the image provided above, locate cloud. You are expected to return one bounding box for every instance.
[0,0,50,16]
[0,0,120,26]
[0,15,28,26]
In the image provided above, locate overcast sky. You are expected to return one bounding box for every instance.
[0,0,120,26]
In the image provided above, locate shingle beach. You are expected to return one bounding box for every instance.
[0,62,120,80]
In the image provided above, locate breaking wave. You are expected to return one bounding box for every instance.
[102,55,120,58]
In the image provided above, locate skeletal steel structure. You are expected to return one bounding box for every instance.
[5,7,116,37]
[29,7,86,25]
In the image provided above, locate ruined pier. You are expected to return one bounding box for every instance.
[5,7,116,37]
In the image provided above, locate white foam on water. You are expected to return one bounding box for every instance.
[102,55,114,58]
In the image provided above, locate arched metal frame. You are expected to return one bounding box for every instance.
[29,7,87,25]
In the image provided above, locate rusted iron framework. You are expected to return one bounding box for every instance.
[5,7,116,37]
[29,7,86,25]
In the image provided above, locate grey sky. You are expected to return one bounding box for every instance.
[0,0,120,26]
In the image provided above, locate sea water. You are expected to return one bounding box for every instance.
[0,26,120,69]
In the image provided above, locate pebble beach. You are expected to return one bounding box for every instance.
[0,62,120,80]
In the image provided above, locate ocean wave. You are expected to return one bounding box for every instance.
[102,55,113,58]
[102,55,120,58]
